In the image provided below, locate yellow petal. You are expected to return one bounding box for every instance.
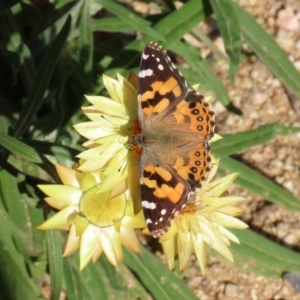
[120,227,140,253]
[110,180,127,198]
[37,206,77,230]
[77,142,123,160]
[161,237,175,271]
[99,228,118,266]
[116,73,137,120]
[211,211,248,229]
[112,231,123,263]
[206,173,239,197]
[102,74,123,103]
[38,184,82,205]
[203,223,234,262]
[122,210,146,228]
[63,224,80,257]
[191,233,206,274]
[202,196,245,212]
[80,225,100,270]
[92,243,103,262]
[74,121,118,140]
[128,71,138,90]
[127,153,142,214]
[55,164,83,188]
[44,197,66,210]
[178,230,193,272]
[84,95,127,118]
[74,215,89,235]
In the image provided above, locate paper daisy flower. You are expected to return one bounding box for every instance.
[158,157,248,273]
[38,71,247,273]
[38,164,145,270]
[73,72,141,212]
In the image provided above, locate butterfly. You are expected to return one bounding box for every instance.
[131,42,215,237]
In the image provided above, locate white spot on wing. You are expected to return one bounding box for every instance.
[161,209,167,215]
[159,217,163,222]
[139,69,153,78]
[142,200,156,210]
[142,53,149,59]
[156,57,160,62]
[146,219,152,224]
[158,64,164,70]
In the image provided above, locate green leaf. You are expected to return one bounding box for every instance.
[0,133,59,181]
[63,252,150,299]
[78,0,93,91]
[0,170,40,300]
[218,157,300,211]
[233,1,300,99]
[124,246,198,300]
[210,0,241,80]
[0,170,44,257]
[46,230,63,300]
[13,16,71,138]
[0,133,43,163]
[92,17,135,32]
[21,139,79,164]
[213,124,300,157]
[96,0,164,41]
[231,229,300,277]
[174,41,242,114]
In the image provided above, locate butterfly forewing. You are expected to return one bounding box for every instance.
[138,42,189,125]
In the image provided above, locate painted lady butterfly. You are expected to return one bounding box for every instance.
[131,42,215,237]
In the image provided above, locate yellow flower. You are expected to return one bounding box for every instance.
[73,73,141,212]
[38,73,247,272]
[158,157,248,273]
[38,164,145,270]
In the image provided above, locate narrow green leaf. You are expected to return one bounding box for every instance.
[233,2,300,99]
[174,41,242,114]
[210,0,241,80]
[0,169,44,258]
[124,246,198,300]
[213,124,300,157]
[63,252,150,299]
[13,16,71,138]
[92,17,135,32]
[231,229,300,277]
[21,140,79,163]
[0,134,59,182]
[78,0,93,91]
[218,157,300,211]
[96,0,164,41]
[0,171,39,300]
[46,230,63,300]
[150,0,211,44]
[0,133,43,163]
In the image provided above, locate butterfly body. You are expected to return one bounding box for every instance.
[133,42,215,237]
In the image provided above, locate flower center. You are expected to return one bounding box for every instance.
[180,203,198,214]
[128,118,142,157]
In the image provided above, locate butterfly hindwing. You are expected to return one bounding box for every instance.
[140,161,189,237]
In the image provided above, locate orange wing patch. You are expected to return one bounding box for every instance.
[142,163,186,203]
[173,91,215,140]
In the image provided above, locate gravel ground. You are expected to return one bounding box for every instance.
[186,0,300,299]
[134,0,300,299]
